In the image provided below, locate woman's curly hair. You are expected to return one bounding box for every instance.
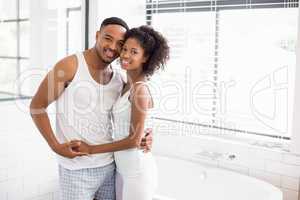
[124,25,170,76]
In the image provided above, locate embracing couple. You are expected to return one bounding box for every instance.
[29,17,169,200]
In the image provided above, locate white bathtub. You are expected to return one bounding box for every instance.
[153,155,282,200]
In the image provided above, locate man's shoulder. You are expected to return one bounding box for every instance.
[53,54,79,82]
[57,54,78,69]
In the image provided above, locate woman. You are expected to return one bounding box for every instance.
[71,25,169,200]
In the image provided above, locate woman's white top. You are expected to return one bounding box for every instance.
[112,82,154,176]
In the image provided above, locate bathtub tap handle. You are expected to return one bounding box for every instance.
[228,154,236,160]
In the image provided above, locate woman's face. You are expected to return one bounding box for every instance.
[120,38,147,71]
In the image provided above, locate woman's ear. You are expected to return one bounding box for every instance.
[142,56,149,63]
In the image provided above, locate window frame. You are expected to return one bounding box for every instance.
[146,0,299,141]
[0,0,29,97]
[66,6,82,55]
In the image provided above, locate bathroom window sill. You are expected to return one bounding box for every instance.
[152,118,298,155]
[189,133,300,157]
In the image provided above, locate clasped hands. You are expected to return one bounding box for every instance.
[53,129,153,159]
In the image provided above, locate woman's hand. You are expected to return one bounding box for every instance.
[140,128,153,153]
[53,142,88,158]
[70,140,92,155]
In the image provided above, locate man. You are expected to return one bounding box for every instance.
[30,17,152,200]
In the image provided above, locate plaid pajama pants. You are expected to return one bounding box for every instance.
[58,162,116,200]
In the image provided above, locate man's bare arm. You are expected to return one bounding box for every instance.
[30,55,85,158]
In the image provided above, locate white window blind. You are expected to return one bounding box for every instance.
[146,0,298,140]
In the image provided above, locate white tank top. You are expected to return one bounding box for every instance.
[112,81,154,176]
[55,52,124,170]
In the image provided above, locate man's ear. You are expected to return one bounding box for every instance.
[96,30,100,41]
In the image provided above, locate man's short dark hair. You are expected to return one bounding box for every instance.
[100,17,129,31]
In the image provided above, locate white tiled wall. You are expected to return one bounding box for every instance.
[0,100,59,200]
[1,100,300,200]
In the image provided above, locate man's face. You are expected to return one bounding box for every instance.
[95,24,126,64]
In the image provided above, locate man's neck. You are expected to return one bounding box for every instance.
[83,49,113,85]
[87,48,109,71]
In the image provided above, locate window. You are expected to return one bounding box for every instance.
[46,0,83,56]
[146,0,298,141]
[0,0,85,99]
[66,8,82,55]
[0,0,30,96]
[66,1,82,55]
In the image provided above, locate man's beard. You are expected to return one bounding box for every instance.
[95,47,114,65]
[102,58,113,64]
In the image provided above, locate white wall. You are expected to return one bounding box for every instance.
[0,100,58,200]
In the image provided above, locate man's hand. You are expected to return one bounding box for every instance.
[140,128,153,153]
[70,140,92,155]
[53,142,87,158]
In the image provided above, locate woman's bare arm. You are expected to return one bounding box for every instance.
[71,83,152,154]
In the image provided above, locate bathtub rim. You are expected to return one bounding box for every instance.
[154,154,283,200]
